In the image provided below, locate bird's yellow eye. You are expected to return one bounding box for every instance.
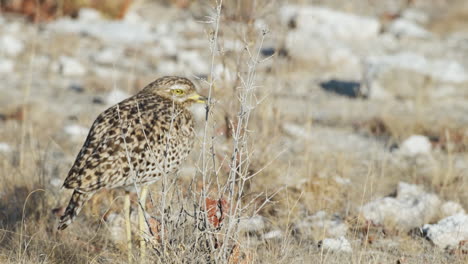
[172,89,185,96]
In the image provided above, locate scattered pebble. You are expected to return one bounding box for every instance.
[78,8,103,22]
[334,177,351,185]
[263,230,283,240]
[0,142,12,153]
[280,5,380,41]
[0,35,24,57]
[293,211,348,241]
[319,236,352,253]
[261,47,276,57]
[47,9,157,44]
[0,59,14,73]
[50,178,63,188]
[310,211,348,238]
[399,135,432,156]
[64,124,89,138]
[54,56,86,77]
[279,5,375,79]
[402,9,429,25]
[367,52,468,84]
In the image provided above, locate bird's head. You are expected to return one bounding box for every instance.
[142,76,208,106]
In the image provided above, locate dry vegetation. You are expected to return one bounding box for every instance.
[0,0,468,263]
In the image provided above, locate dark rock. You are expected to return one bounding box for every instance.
[320,80,365,98]
[69,83,84,93]
[261,47,288,57]
[261,47,275,57]
[92,97,105,105]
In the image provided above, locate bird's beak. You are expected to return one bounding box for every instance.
[188,93,208,104]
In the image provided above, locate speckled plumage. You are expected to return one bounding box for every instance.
[58,76,206,230]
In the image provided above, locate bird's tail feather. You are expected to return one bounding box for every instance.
[58,190,93,230]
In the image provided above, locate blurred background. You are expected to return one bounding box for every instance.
[0,0,468,263]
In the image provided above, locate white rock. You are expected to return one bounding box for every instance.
[377,33,399,50]
[440,201,466,218]
[294,211,348,240]
[263,230,283,240]
[254,19,269,32]
[50,178,63,188]
[334,177,351,185]
[388,19,432,38]
[361,182,441,231]
[280,5,380,42]
[283,31,362,78]
[366,81,392,99]
[320,236,352,253]
[93,48,123,65]
[399,135,432,156]
[0,35,24,57]
[308,211,349,238]
[0,59,14,73]
[64,124,89,138]
[106,90,130,105]
[367,52,468,84]
[0,142,12,153]
[48,13,157,44]
[280,5,380,79]
[282,123,310,139]
[239,215,265,232]
[423,213,468,249]
[402,9,429,25]
[55,56,86,77]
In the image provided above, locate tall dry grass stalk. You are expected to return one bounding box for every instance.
[122,0,274,262]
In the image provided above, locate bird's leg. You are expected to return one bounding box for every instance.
[138,185,148,261]
[124,192,133,264]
